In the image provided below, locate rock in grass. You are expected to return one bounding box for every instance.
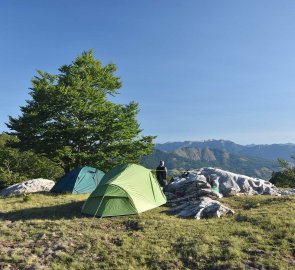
[0,179,55,197]
[175,197,235,219]
[279,189,295,196]
[196,197,235,219]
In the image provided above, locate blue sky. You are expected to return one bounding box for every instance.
[0,1,295,144]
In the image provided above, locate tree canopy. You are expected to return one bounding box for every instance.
[7,50,155,173]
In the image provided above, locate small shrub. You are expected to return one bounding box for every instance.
[269,157,295,188]
[269,171,295,188]
[23,194,32,202]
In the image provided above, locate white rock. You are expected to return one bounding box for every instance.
[0,179,55,196]
[197,167,280,196]
[197,197,235,219]
[164,167,294,220]
[175,197,235,219]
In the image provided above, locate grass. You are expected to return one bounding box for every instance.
[0,193,295,270]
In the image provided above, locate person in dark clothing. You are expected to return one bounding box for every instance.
[156,160,168,188]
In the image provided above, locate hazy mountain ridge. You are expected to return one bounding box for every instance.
[173,147,217,162]
[141,146,278,180]
[156,139,295,162]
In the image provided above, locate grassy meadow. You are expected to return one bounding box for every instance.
[0,193,295,270]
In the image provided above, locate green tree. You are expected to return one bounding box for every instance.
[269,157,295,188]
[7,50,155,173]
[0,133,10,147]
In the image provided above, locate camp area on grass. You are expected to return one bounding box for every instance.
[0,193,295,270]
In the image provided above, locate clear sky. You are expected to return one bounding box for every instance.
[0,0,295,144]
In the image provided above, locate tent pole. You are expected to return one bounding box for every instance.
[86,194,106,233]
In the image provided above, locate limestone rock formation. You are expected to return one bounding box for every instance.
[197,167,280,196]
[169,197,235,219]
[0,179,55,196]
[165,167,286,220]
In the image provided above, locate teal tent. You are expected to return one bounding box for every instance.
[51,166,104,194]
[82,164,167,217]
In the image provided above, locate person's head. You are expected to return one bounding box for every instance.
[160,160,165,166]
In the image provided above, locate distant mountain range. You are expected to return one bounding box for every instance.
[155,140,295,162]
[141,140,295,180]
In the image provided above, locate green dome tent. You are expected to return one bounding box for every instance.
[82,164,167,217]
[51,166,104,194]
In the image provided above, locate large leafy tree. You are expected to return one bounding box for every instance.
[7,50,155,173]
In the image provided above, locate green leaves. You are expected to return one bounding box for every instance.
[0,134,63,189]
[269,157,295,188]
[7,50,154,173]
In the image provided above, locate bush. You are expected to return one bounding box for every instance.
[269,158,295,188]
[0,134,63,189]
[270,171,295,188]
[23,194,32,202]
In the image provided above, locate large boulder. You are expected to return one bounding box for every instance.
[164,167,295,220]
[0,179,55,197]
[198,167,280,196]
[166,170,233,219]
[164,167,287,220]
[167,167,283,197]
[169,197,235,219]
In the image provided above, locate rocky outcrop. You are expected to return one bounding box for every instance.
[165,167,285,220]
[0,179,55,197]
[279,189,295,196]
[168,196,234,219]
[165,170,234,219]
[197,167,280,196]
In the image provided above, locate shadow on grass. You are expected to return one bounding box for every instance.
[0,201,85,221]
[159,207,196,220]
